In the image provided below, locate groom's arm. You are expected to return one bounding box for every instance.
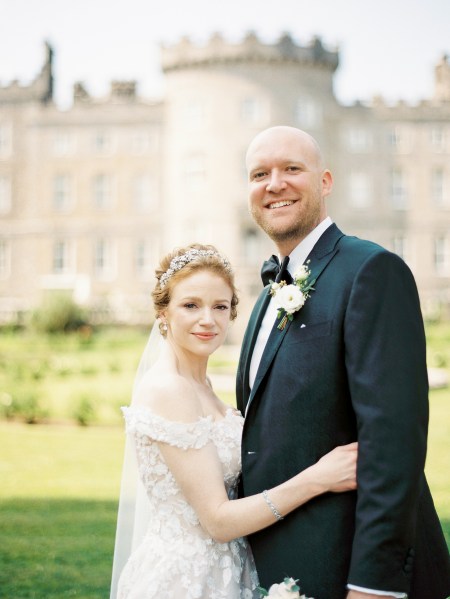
[343,249,428,594]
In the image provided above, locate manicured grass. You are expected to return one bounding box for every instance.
[0,498,117,599]
[0,424,124,598]
[0,324,449,597]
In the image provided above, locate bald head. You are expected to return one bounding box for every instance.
[246,126,325,172]
[245,125,333,255]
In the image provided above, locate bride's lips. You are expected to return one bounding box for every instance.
[192,332,217,340]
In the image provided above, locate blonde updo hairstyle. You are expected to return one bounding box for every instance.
[152,243,238,335]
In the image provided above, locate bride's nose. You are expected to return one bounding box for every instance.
[199,308,214,326]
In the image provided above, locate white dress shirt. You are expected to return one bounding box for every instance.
[249,216,333,390]
[249,216,407,599]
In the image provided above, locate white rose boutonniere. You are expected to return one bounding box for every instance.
[269,261,316,330]
[258,577,313,598]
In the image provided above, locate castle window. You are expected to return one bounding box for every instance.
[392,234,409,262]
[0,123,12,158]
[430,126,449,152]
[348,171,372,208]
[242,229,261,265]
[93,174,114,209]
[133,174,157,213]
[53,175,73,211]
[388,126,412,153]
[431,168,449,207]
[53,130,75,156]
[0,176,12,214]
[53,240,73,275]
[240,98,266,125]
[390,168,409,210]
[135,240,154,278]
[295,97,322,130]
[434,235,450,276]
[94,239,116,280]
[345,127,373,153]
[0,239,11,279]
[131,129,159,154]
[92,130,114,154]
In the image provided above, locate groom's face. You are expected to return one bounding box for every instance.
[246,127,332,255]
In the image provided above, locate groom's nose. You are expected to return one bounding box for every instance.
[266,170,287,193]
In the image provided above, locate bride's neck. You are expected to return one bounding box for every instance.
[165,341,209,385]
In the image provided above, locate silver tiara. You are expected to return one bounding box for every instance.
[159,249,232,288]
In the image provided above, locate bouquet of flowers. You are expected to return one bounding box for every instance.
[258,577,313,598]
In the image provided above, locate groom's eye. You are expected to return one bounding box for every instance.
[253,171,266,180]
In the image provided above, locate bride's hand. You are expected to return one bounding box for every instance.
[312,442,358,493]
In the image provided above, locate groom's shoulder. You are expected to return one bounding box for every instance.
[338,231,391,260]
[337,231,412,275]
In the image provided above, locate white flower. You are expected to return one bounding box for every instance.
[266,578,305,598]
[272,284,306,315]
[293,264,309,283]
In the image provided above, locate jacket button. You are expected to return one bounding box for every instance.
[403,563,413,573]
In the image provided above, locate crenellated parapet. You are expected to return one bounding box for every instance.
[161,31,339,73]
[0,41,53,104]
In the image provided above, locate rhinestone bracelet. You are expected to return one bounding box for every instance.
[262,490,284,521]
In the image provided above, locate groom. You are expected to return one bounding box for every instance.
[237,126,450,599]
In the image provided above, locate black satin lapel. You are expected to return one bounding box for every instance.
[247,313,292,411]
[245,226,345,413]
[306,224,344,285]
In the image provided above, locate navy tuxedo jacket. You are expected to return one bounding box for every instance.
[237,224,450,599]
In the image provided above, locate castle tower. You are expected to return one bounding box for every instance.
[160,32,340,291]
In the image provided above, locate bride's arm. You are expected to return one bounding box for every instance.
[137,379,357,544]
[162,435,356,543]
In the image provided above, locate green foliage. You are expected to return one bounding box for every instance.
[0,392,48,424]
[0,326,235,426]
[0,327,148,425]
[30,293,89,334]
[73,396,97,426]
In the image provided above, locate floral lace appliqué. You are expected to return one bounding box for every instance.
[117,406,259,599]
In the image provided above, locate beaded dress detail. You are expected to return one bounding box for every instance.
[116,406,259,599]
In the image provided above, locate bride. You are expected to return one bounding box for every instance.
[110,243,357,599]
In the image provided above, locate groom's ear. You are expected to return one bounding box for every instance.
[321,170,333,198]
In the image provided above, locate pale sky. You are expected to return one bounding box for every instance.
[0,0,449,109]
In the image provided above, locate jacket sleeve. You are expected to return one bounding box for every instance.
[344,250,428,592]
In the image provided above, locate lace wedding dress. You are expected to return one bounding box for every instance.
[116,406,260,599]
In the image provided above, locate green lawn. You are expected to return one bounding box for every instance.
[0,424,123,599]
[0,325,449,598]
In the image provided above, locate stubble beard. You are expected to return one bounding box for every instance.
[251,192,323,246]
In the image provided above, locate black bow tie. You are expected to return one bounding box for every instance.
[260,255,293,286]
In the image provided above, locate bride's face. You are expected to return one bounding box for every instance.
[163,269,233,358]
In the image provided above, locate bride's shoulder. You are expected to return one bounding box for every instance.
[133,371,201,423]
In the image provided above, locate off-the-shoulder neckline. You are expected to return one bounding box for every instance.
[122,405,242,426]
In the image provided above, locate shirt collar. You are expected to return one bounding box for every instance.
[284,216,333,274]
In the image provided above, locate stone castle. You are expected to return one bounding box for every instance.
[1,34,449,332]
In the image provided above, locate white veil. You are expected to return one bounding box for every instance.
[109,321,164,599]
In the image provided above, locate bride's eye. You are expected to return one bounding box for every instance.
[215,304,229,311]
[184,303,197,309]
